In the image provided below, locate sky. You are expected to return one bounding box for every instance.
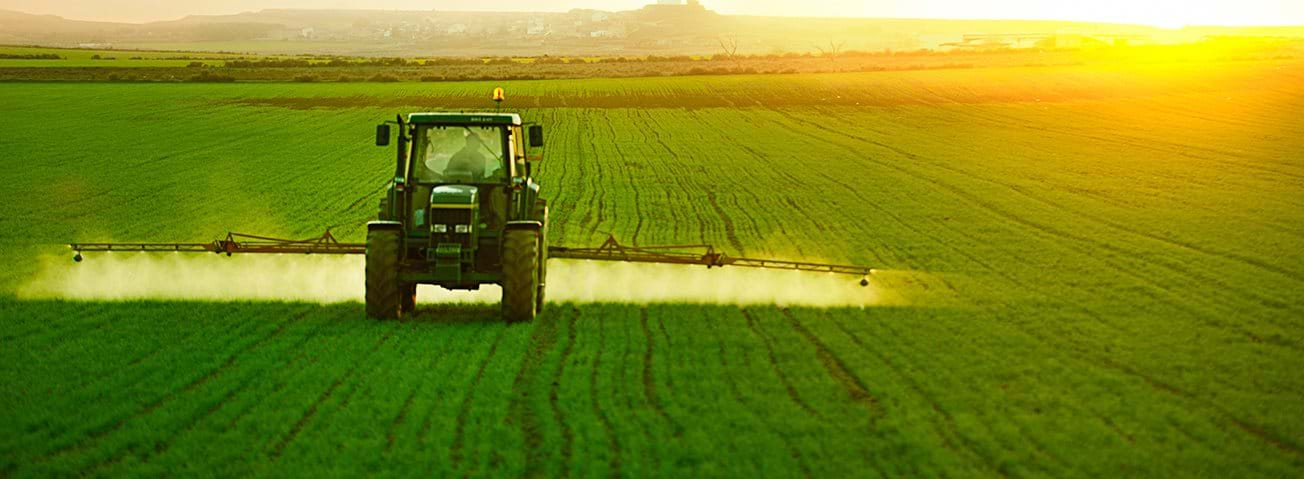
[1,0,1300,28]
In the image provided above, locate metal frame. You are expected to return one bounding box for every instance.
[70,231,872,278]
[70,230,363,257]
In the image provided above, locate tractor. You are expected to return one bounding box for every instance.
[368,112,548,322]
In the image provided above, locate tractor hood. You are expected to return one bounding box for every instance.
[430,185,478,205]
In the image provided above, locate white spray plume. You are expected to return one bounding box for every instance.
[20,253,895,307]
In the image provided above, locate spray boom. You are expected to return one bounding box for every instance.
[69,231,874,286]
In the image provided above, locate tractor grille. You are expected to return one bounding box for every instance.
[430,207,474,249]
[430,208,472,229]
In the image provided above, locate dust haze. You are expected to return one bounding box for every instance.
[19,253,894,307]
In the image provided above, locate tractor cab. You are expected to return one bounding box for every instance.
[397,113,532,232]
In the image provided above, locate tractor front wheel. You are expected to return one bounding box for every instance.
[366,228,402,319]
[501,229,540,323]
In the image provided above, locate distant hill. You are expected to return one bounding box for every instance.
[2,5,1302,56]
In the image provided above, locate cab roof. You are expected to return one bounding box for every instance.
[407,112,522,126]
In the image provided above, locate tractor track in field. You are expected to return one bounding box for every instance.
[2,308,116,344]
[640,110,715,245]
[589,314,622,478]
[708,113,902,265]
[1100,415,1136,445]
[21,310,120,352]
[711,113,781,236]
[653,312,675,393]
[549,308,579,471]
[779,308,883,421]
[775,309,893,478]
[791,108,1304,312]
[604,112,645,245]
[822,312,1003,475]
[9,312,215,419]
[449,326,510,470]
[271,323,398,459]
[87,313,336,474]
[303,322,433,457]
[774,310,890,479]
[639,307,681,436]
[708,311,813,479]
[952,103,1304,183]
[385,320,477,454]
[617,311,659,471]
[739,309,828,422]
[771,109,1304,343]
[705,191,746,255]
[573,110,595,233]
[964,284,1304,462]
[39,309,308,461]
[343,181,390,213]
[411,322,493,449]
[386,390,419,452]
[868,314,1057,477]
[509,310,562,477]
[581,112,608,237]
[884,110,1304,289]
[1091,352,1304,457]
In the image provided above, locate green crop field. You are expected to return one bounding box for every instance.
[2,60,1303,477]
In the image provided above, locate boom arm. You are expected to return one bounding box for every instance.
[70,230,363,259]
[69,231,874,283]
[547,235,873,276]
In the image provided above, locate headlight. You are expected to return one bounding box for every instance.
[432,224,448,233]
[454,224,472,234]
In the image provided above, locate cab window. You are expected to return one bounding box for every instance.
[413,125,507,183]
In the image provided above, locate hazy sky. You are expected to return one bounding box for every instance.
[2,0,1300,27]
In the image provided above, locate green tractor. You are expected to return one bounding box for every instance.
[368,112,548,322]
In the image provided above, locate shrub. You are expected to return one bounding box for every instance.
[368,73,400,83]
[293,74,318,82]
[186,72,236,83]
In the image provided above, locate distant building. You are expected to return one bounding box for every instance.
[527,18,547,35]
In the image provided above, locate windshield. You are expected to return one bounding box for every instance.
[413,125,507,183]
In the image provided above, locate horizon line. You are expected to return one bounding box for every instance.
[5,7,1304,29]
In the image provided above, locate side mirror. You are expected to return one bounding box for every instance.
[375,124,391,146]
[528,125,544,148]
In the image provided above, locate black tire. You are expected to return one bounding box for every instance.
[501,229,540,323]
[366,228,401,319]
[533,200,549,311]
[400,283,417,314]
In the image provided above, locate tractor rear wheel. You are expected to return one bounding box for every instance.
[501,229,540,323]
[400,284,417,314]
[365,228,401,319]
